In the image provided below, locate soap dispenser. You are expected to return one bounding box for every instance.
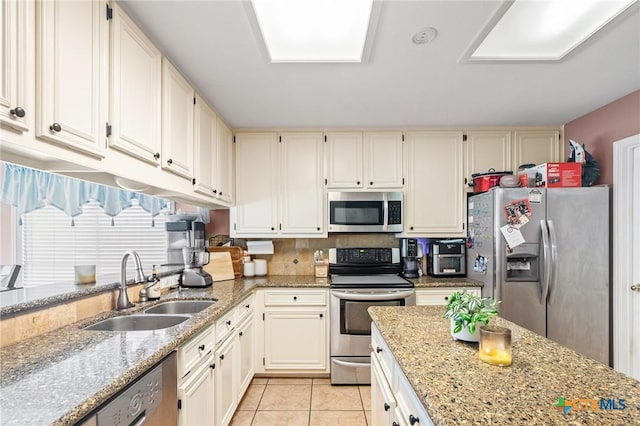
[147,265,161,300]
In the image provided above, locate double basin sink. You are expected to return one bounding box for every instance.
[83,300,216,332]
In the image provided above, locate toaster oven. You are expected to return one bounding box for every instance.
[427,241,466,277]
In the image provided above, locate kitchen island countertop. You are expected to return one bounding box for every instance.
[369,305,640,425]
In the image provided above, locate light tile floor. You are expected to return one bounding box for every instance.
[230,378,371,426]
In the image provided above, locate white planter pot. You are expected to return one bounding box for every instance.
[450,319,480,342]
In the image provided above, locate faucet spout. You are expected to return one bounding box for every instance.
[117,250,145,310]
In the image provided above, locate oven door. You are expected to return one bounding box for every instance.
[330,288,415,384]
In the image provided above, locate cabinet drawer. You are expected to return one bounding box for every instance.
[264,290,326,306]
[393,363,433,426]
[215,307,237,343]
[371,324,394,382]
[178,324,215,379]
[237,293,255,323]
[416,287,481,306]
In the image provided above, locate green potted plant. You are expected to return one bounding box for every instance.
[443,290,499,342]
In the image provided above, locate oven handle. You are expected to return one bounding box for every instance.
[332,358,371,368]
[331,290,415,301]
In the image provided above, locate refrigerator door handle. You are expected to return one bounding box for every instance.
[540,220,551,304]
[547,219,559,305]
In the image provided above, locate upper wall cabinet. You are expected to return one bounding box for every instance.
[464,130,512,185]
[161,58,194,179]
[36,0,108,157]
[405,131,465,236]
[232,132,324,237]
[326,131,403,190]
[512,129,562,167]
[215,118,234,205]
[108,2,161,165]
[0,0,31,132]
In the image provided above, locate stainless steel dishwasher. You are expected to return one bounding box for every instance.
[78,352,177,426]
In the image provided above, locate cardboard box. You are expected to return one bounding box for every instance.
[530,162,582,187]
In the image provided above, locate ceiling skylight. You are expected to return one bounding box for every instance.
[250,0,373,63]
[470,0,636,61]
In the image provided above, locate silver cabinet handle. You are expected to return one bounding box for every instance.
[631,284,640,292]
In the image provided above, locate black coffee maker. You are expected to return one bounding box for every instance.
[400,238,419,278]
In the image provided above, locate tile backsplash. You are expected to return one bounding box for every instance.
[249,234,399,275]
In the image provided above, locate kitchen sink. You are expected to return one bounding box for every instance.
[83,314,190,331]
[143,300,216,315]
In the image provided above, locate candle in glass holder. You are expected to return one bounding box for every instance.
[479,325,512,366]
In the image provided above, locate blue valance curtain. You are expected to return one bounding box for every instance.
[0,164,170,225]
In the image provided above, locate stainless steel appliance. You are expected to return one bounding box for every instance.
[329,247,415,384]
[166,218,212,287]
[399,238,419,278]
[427,239,466,277]
[327,192,402,233]
[78,352,177,426]
[467,187,610,365]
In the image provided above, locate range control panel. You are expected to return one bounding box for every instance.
[335,248,393,264]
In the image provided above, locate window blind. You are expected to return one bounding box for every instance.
[20,200,168,286]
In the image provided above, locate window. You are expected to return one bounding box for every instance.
[19,200,169,286]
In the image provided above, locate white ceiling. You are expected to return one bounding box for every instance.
[119,0,640,129]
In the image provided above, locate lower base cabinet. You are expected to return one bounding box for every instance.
[178,353,215,425]
[215,332,237,426]
[237,315,255,397]
[371,323,432,426]
[416,287,481,306]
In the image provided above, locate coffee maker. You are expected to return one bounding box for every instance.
[400,238,420,278]
[165,219,212,287]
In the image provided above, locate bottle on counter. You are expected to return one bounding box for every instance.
[148,265,161,300]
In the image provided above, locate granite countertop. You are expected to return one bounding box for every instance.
[0,275,327,426]
[369,305,640,425]
[408,275,483,288]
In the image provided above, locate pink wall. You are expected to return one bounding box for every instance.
[564,90,640,185]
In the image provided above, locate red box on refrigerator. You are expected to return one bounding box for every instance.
[533,162,582,187]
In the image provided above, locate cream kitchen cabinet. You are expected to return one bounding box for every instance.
[237,312,255,398]
[512,129,562,167]
[193,94,218,196]
[416,287,481,306]
[36,0,108,158]
[232,132,324,237]
[405,131,465,236]
[0,0,31,133]
[177,324,216,426]
[233,132,278,235]
[108,2,161,165]
[162,58,194,179]
[259,289,329,373]
[215,118,234,205]
[325,131,403,189]
[193,99,234,205]
[464,130,512,187]
[214,330,237,426]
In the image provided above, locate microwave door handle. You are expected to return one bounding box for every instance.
[331,290,415,300]
[383,194,389,232]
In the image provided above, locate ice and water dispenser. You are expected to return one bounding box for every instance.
[503,243,539,282]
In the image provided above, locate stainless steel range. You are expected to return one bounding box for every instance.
[329,247,416,385]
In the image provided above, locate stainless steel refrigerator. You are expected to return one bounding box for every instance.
[467,187,610,365]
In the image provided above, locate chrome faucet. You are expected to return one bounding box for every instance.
[117,250,146,310]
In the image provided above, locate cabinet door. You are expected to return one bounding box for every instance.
[193,94,217,196]
[405,131,464,235]
[512,129,561,167]
[280,132,324,234]
[178,355,215,426]
[237,316,255,398]
[326,131,363,188]
[36,0,108,157]
[233,132,278,234]
[465,130,511,186]
[109,3,161,165]
[371,353,395,426]
[216,118,234,205]
[0,0,30,132]
[365,131,403,188]
[215,335,237,426]
[162,58,194,178]
[264,309,327,370]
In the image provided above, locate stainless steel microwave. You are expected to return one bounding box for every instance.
[327,192,403,233]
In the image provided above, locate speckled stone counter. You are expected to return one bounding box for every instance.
[369,305,640,425]
[408,275,483,288]
[0,275,327,426]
